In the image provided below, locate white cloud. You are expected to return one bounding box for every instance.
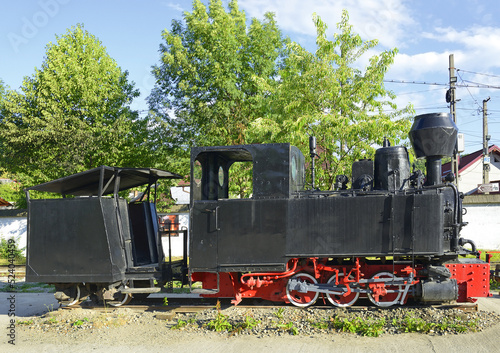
[163,2,185,12]
[421,26,500,70]
[238,0,415,48]
[390,51,453,79]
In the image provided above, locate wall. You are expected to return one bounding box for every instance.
[461,195,500,250]
[0,210,27,255]
[159,213,189,258]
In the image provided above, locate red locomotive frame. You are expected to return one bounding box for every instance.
[192,257,490,307]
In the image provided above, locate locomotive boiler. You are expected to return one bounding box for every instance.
[25,113,490,307]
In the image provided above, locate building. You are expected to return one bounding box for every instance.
[442,145,500,195]
[441,145,500,250]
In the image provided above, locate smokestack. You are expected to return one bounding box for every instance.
[409,113,458,186]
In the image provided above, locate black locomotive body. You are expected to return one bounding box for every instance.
[25,113,490,307]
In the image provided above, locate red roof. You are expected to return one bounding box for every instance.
[442,145,500,175]
[0,197,12,207]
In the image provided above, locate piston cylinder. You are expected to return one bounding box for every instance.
[418,279,458,302]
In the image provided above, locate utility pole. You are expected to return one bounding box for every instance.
[448,54,459,187]
[483,97,491,186]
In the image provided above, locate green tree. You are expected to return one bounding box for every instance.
[249,11,414,190]
[0,78,5,103]
[148,0,284,149]
[0,79,6,130]
[0,24,146,185]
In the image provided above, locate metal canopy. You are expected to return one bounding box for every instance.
[26,165,182,196]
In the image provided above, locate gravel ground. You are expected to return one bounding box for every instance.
[11,300,500,341]
[3,289,500,352]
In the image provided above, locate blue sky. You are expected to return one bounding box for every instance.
[2,0,500,154]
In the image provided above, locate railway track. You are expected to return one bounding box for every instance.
[0,264,25,272]
[56,296,479,315]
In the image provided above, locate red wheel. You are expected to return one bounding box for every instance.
[286,273,319,308]
[326,274,359,307]
[367,272,402,307]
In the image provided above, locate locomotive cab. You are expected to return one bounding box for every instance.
[189,144,305,274]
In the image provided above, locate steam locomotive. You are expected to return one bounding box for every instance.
[25,112,490,307]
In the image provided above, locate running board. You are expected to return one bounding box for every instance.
[121,287,161,294]
[191,288,220,295]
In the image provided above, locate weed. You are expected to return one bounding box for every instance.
[275,307,285,320]
[396,317,432,333]
[240,315,260,330]
[357,318,386,337]
[72,320,84,327]
[330,316,385,337]
[206,300,232,332]
[17,319,33,325]
[171,319,188,330]
[230,315,261,335]
[277,321,299,335]
[43,304,55,313]
[44,317,58,325]
[310,320,329,330]
[72,317,89,327]
[163,297,169,306]
[391,314,479,334]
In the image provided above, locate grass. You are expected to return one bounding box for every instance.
[483,250,500,263]
[0,258,26,266]
[305,309,480,337]
[330,316,386,337]
[463,249,500,262]
[0,282,54,293]
[392,316,478,334]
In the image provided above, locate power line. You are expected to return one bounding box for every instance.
[384,79,447,86]
[457,71,483,112]
[457,69,500,79]
[384,79,500,90]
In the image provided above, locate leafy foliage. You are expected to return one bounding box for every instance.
[0,78,6,117]
[148,0,285,149]
[0,180,21,205]
[249,10,414,190]
[0,237,25,262]
[0,24,148,187]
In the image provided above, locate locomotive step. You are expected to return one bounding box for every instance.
[191,288,220,294]
[121,287,162,294]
